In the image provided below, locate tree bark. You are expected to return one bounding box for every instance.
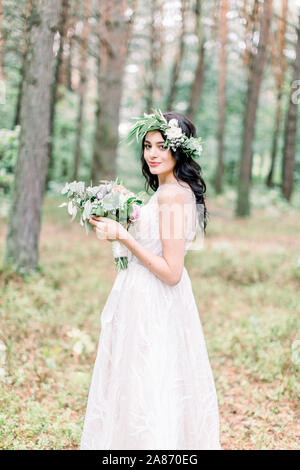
[66,0,80,92]
[214,0,228,194]
[91,0,136,183]
[0,0,4,81]
[166,0,187,111]
[236,0,272,217]
[186,0,205,121]
[282,16,300,201]
[13,0,31,127]
[242,0,259,69]
[146,0,161,112]
[46,0,71,189]
[266,0,288,187]
[73,0,90,181]
[3,0,59,274]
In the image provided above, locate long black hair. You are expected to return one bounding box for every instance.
[140,111,209,232]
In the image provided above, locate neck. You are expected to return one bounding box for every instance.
[158,177,178,186]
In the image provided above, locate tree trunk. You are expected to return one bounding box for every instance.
[0,0,4,80]
[91,0,136,183]
[236,0,272,217]
[66,0,80,92]
[186,0,205,121]
[73,0,90,181]
[214,0,228,194]
[13,0,31,128]
[282,16,300,201]
[3,0,59,275]
[266,0,288,187]
[46,0,71,189]
[242,0,259,69]
[146,0,160,112]
[267,84,282,187]
[165,0,187,111]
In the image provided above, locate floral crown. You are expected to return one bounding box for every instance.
[122,108,203,159]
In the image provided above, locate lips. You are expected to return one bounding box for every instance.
[149,162,161,167]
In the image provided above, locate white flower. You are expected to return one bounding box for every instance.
[193,142,202,154]
[73,341,83,355]
[118,193,127,207]
[81,334,95,353]
[69,181,85,195]
[168,118,179,128]
[71,205,77,221]
[189,137,203,155]
[68,200,73,216]
[86,185,100,198]
[67,328,82,338]
[165,126,183,139]
[61,182,70,195]
[83,199,92,220]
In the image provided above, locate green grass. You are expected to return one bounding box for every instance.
[0,194,299,449]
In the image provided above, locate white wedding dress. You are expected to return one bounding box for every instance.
[80,182,221,450]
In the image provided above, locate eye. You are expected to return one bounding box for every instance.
[144,144,150,149]
[159,145,166,150]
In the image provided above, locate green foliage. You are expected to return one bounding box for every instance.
[47,86,94,187]
[0,126,20,217]
[0,126,20,194]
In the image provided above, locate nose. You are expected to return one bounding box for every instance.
[149,148,157,158]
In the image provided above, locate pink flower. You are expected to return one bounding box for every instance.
[97,184,106,200]
[114,184,132,196]
[129,204,140,222]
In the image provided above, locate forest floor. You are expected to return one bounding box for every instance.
[0,194,299,450]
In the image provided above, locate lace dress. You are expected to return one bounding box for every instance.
[80,182,221,450]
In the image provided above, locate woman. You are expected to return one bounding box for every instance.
[80,109,221,450]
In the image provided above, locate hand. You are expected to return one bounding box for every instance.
[89,216,129,242]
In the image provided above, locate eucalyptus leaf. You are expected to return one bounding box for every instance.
[68,200,73,215]
[84,219,91,235]
[71,205,77,221]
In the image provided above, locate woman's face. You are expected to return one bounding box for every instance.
[143,130,175,177]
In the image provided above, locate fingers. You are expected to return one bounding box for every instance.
[89,215,103,225]
[88,218,97,226]
[88,216,106,239]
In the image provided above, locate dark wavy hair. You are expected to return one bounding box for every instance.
[140,111,208,232]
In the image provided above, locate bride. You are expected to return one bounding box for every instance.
[80,109,221,450]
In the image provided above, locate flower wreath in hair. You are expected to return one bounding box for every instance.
[122,108,203,159]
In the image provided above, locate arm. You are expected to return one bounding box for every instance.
[120,187,185,286]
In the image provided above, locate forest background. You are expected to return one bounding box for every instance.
[0,0,299,450]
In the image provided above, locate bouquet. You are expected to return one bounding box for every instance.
[58,177,144,271]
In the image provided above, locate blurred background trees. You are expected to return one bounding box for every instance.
[0,0,300,273]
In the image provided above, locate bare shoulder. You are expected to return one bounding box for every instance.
[157,185,185,205]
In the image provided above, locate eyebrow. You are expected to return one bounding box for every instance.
[144,140,165,144]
